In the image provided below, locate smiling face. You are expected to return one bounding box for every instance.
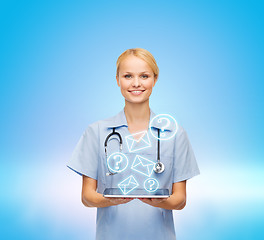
[116,55,157,104]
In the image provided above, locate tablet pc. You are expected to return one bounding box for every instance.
[103,188,170,198]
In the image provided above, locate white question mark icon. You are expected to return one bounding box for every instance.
[148,179,155,190]
[113,155,123,170]
[157,117,171,137]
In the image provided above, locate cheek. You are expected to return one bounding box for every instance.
[144,80,155,89]
[119,80,130,89]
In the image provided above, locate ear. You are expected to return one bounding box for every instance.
[153,76,158,87]
[116,75,120,87]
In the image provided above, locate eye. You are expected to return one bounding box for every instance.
[141,74,149,79]
[124,74,132,79]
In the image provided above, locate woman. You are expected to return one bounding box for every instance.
[67,48,200,240]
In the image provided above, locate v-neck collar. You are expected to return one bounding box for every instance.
[107,107,173,131]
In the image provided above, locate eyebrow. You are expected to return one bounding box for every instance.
[123,71,150,74]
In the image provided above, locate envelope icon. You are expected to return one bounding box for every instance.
[118,175,139,195]
[125,130,151,152]
[131,155,155,177]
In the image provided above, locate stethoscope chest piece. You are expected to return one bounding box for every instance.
[154,162,165,174]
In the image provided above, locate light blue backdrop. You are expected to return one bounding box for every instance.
[0,0,263,239]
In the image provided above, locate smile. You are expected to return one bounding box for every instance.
[128,90,145,96]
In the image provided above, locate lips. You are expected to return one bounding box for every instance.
[128,90,145,96]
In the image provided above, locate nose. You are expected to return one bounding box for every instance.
[132,76,141,87]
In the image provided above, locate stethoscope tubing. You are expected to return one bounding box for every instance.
[104,128,122,160]
[105,128,162,175]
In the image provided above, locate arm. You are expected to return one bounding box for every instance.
[82,175,133,208]
[139,180,186,210]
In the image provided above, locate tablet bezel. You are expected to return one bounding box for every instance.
[103,188,170,198]
[103,194,169,198]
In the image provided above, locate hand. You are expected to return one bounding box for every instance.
[105,197,134,206]
[138,197,168,207]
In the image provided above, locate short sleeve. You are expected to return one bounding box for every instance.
[173,126,200,183]
[67,124,99,180]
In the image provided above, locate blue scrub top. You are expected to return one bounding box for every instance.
[67,108,200,240]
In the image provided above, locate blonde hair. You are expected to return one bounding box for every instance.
[116,48,159,80]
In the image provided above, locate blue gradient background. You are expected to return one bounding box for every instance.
[1,0,263,239]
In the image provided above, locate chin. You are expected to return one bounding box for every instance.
[125,97,150,104]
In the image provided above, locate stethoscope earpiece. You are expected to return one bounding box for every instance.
[106,172,117,176]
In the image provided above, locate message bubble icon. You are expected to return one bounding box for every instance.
[107,152,129,173]
[149,114,178,141]
[144,178,159,192]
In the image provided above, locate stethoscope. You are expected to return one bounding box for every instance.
[104,127,165,176]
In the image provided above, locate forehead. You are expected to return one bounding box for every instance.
[119,55,152,73]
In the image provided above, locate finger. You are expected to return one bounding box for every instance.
[140,198,151,204]
[138,198,146,201]
[151,199,164,204]
[119,198,133,204]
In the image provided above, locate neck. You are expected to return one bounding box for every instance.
[124,100,150,125]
